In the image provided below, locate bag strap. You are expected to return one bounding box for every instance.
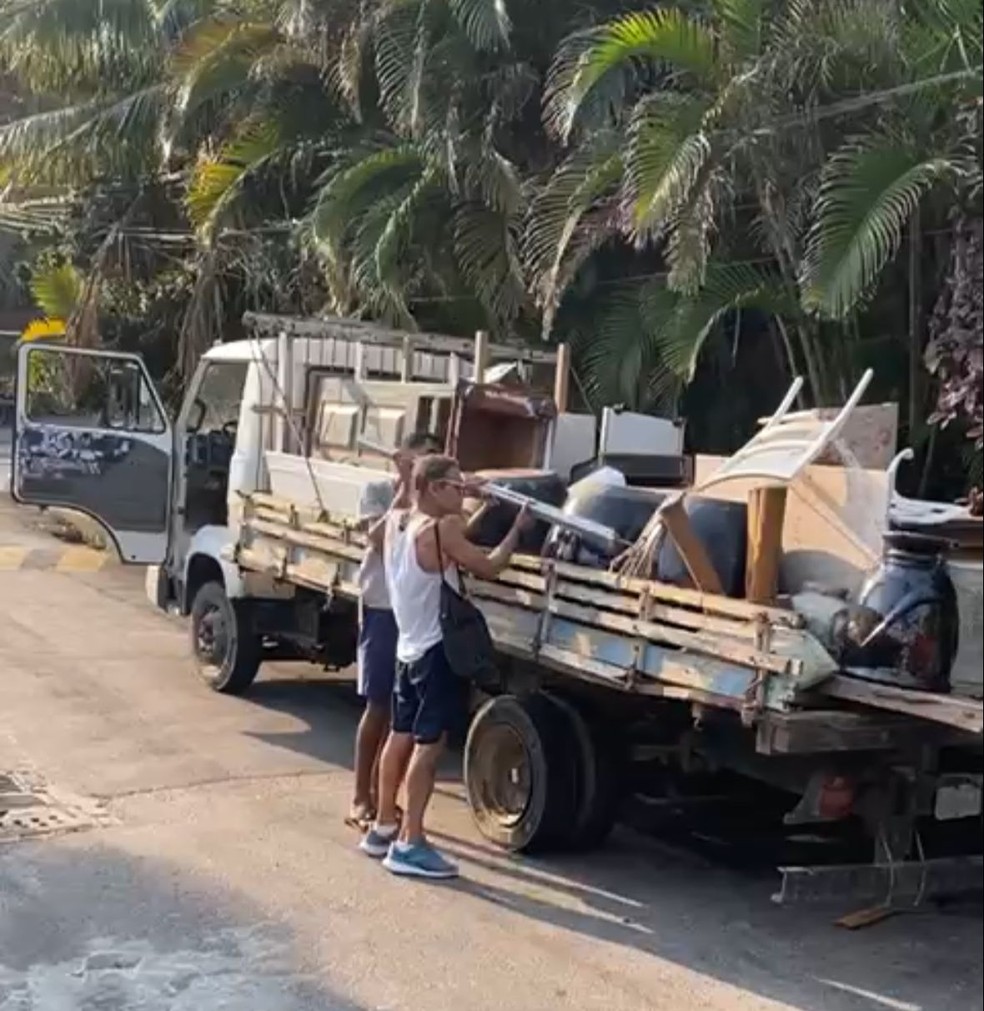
[432,519,464,593]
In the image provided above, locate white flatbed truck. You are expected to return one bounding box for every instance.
[8,313,982,905]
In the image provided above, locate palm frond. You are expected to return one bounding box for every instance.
[522,139,622,333]
[713,0,764,63]
[571,283,652,410]
[623,93,710,243]
[373,0,424,134]
[801,136,955,319]
[662,172,719,293]
[329,16,375,119]
[448,0,511,53]
[452,200,525,324]
[171,18,277,117]
[157,0,217,40]
[0,0,161,94]
[544,9,717,142]
[349,187,422,327]
[904,0,983,76]
[29,259,83,319]
[309,144,427,268]
[656,260,792,382]
[0,194,72,235]
[463,146,522,215]
[186,116,282,237]
[0,85,166,185]
[770,0,903,99]
[374,165,441,298]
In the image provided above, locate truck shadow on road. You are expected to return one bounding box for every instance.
[239,673,983,1011]
[242,674,467,784]
[438,832,982,1011]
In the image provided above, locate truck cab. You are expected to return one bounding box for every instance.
[8,314,601,691]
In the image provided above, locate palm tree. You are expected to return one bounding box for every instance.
[529,0,982,410]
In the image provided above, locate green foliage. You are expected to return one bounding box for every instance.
[801,137,955,319]
[29,258,82,318]
[0,0,982,482]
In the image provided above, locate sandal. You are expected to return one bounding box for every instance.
[345,804,375,832]
[344,805,404,832]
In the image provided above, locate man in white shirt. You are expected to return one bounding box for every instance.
[349,431,441,829]
[360,455,528,878]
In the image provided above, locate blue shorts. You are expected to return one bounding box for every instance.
[392,643,464,744]
[357,607,399,706]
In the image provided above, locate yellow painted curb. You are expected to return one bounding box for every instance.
[0,545,112,571]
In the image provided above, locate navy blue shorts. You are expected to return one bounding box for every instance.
[392,643,464,745]
[357,607,399,706]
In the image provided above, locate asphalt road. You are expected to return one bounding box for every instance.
[0,493,981,1011]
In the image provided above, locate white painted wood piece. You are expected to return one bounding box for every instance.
[693,455,888,596]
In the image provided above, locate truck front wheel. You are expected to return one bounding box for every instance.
[190,581,261,694]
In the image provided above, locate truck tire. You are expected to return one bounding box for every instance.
[544,693,623,850]
[189,581,262,695]
[464,694,577,853]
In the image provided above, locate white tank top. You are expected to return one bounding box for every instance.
[384,511,460,663]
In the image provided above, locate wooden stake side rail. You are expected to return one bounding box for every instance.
[245,494,803,625]
[239,494,838,716]
[238,494,984,736]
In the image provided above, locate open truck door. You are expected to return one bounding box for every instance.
[11,344,173,564]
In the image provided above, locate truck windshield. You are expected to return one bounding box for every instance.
[189,362,248,433]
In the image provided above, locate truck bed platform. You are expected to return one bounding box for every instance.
[236,494,983,748]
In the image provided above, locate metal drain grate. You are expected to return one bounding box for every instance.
[0,806,93,837]
[0,772,99,841]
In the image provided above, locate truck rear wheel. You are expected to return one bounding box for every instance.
[464,694,577,853]
[190,581,261,694]
[544,693,624,850]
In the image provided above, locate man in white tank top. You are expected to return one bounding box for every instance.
[349,431,440,830]
[360,455,529,879]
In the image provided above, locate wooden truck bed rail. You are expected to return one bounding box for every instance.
[237,493,983,738]
[239,495,834,714]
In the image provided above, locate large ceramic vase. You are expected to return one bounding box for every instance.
[840,531,959,693]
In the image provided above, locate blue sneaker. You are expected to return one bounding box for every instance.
[359,824,398,859]
[382,841,459,880]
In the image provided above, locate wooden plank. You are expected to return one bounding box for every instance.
[469,579,545,611]
[547,597,797,676]
[470,578,798,675]
[746,486,788,604]
[245,494,803,628]
[755,709,966,755]
[554,579,762,640]
[238,548,359,598]
[507,555,803,627]
[659,498,725,595]
[237,537,801,712]
[246,518,365,563]
[821,674,983,734]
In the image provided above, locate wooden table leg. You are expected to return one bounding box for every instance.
[659,498,725,596]
[745,486,788,604]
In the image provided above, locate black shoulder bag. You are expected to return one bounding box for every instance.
[433,522,502,691]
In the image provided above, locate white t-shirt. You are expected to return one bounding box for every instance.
[357,479,396,610]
